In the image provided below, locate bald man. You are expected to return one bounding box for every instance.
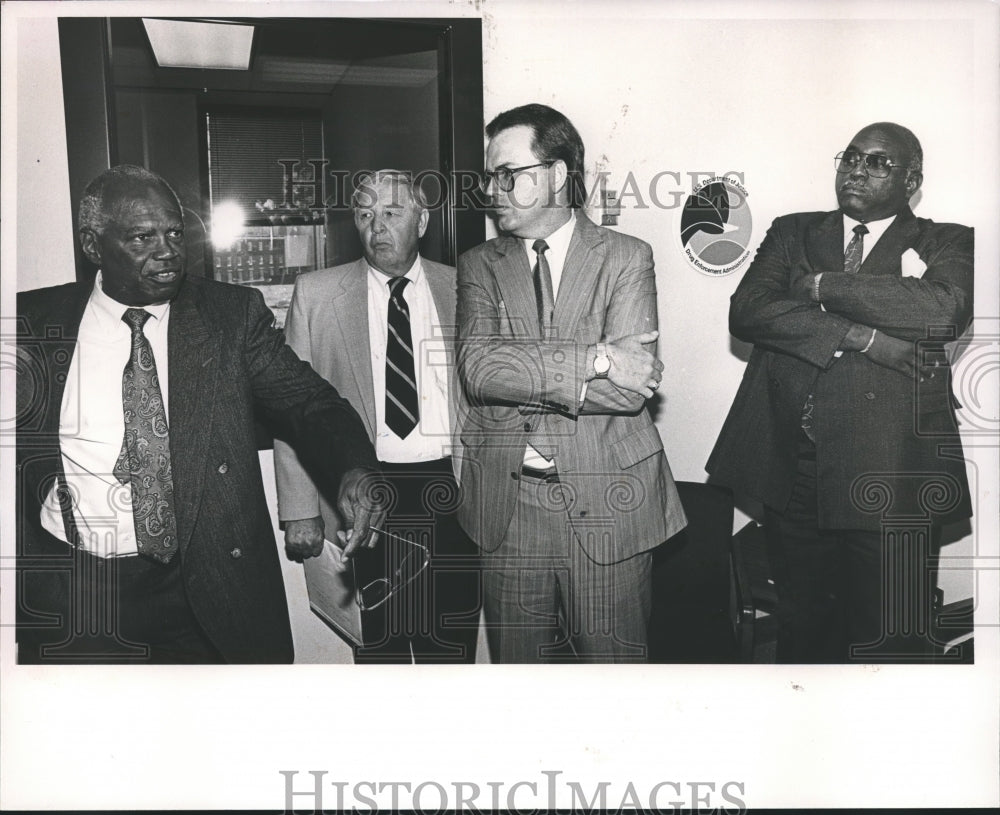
[708,123,974,663]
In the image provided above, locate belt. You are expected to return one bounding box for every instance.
[520,464,559,482]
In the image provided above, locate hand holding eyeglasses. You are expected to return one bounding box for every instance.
[336,466,389,558]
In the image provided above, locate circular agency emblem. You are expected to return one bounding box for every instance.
[678,176,752,276]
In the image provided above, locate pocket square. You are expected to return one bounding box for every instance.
[901,248,927,279]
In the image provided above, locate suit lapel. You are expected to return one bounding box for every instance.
[490,235,539,337]
[860,206,918,276]
[167,279,222,554]
[804,210,844,275]
[330,259,376,436]
[555,215,606,330]
[38,285,91,437]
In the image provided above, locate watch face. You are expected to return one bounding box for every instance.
[594,354,611,374]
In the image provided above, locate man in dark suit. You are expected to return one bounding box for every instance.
[15,164,385,664]
[274,170,480,663]
[457,103,686,663]
[707,122,974,662]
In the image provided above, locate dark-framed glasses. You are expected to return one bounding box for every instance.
[353,527,430,612]
[480,161,555,193]
[834,150,903,179]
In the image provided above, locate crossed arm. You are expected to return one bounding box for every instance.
[731,218,973,376]
[456,242,663,417]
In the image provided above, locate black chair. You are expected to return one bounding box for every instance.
[648,481,738,663]
[729,520,778,662]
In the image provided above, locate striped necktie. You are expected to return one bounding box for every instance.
[385,276,419,438]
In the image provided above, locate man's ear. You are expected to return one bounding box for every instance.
[905,169,923,198]
[79,229,102,266]
[550,159,569,195]
[417,207,430,239]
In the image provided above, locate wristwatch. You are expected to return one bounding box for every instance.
[593,342,611,378]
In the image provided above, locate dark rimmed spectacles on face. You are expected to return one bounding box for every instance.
[480,161,555,194]
[834,150,905,179]
[352,528,430,612]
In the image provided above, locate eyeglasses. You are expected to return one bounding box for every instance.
[352,527,430,612]
[834,150,905,179]
[480,161,555,193]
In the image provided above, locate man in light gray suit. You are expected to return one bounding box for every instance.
[457,104,686,663]
[274,170,480,663]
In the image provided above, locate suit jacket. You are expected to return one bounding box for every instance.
[707,206,974,529]
[456,213,686,562]
[274,256,463,534]
[15,276,378,663]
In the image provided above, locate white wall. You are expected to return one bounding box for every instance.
[14,16,75,290]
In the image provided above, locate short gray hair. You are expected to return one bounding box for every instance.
[78,164,181,235]
[351,169,429,211]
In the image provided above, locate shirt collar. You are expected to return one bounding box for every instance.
[367,255,423,287]
[843,212,896,248]
[92,271,171,329]
[522,210,576,260]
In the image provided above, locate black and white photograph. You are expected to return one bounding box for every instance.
[1,0,997,810]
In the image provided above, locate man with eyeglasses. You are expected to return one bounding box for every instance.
[456,103,686,663]
[708,122,974,663]
[274,170,481,663]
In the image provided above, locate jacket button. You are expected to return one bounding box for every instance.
[579,510,588,517]
[218,462,229,474]
[769,378,780,390]
[510,471,519,480]
[864,392,876,400]
[230,547,242,559]
[523,422,531,432]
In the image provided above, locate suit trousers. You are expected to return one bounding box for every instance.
[353,458,481,664]
[17,528,222,664]
[764,433,942,663]
[482,471,652,663]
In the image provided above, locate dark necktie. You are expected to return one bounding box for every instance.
[385,276,419,439]
[112,308,179,564]
[801,224,872,441]
[532,239,554,334]
[844,224,869,275]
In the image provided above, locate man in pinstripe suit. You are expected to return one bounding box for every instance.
[456,104,686,663]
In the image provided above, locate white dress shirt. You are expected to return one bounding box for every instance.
[521,211,576,470]
[366,256,451,462]
[843,212,895,260]
[39,272,171,557]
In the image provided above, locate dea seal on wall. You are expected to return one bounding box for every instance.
[678,176,752,276]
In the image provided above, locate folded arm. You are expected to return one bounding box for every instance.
[815,226,973,340]
[579,242,662,414]
[729,218,855,369]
